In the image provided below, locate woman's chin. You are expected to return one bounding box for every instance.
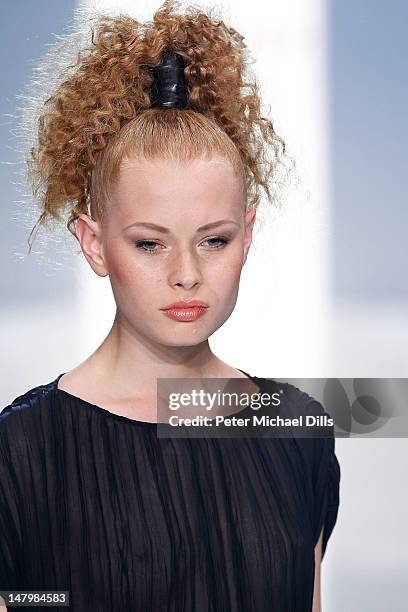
[157,333,211,348]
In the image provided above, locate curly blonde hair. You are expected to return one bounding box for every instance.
[26,0,288,253]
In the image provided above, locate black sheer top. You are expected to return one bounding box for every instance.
[0,371,340,611]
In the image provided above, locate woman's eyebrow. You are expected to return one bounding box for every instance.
[123,219,239,233]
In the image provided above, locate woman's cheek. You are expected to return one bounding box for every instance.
[226,255,244,283]
[109,261,134,285]
[104,243,136,284]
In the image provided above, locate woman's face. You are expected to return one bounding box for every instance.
[78,155,256,347]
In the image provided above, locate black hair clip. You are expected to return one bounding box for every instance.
[150,51,188,109]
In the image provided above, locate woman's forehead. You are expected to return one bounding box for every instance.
[111,157,242,203]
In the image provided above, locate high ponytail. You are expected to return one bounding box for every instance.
[24,0,288,253]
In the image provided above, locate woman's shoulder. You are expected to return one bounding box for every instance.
[253,376,340,554]
[253,375,331,418]
[253,375,337,459]
[0,376,63,525]
[0,374,60,430]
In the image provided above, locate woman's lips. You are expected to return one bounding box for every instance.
[161,306,209,322]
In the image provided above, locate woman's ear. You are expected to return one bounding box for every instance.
[75,214,109,277]
[243,206,256,265]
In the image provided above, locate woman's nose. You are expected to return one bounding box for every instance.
[168,246,203,289]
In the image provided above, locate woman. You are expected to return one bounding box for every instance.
[0,1,340,610]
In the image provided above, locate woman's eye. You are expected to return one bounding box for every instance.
[203,236,230,249]
[134,240,161,254]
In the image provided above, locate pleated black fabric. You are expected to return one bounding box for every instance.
[0,371,340,612]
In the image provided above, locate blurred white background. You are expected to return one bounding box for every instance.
[1,1,407,609]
